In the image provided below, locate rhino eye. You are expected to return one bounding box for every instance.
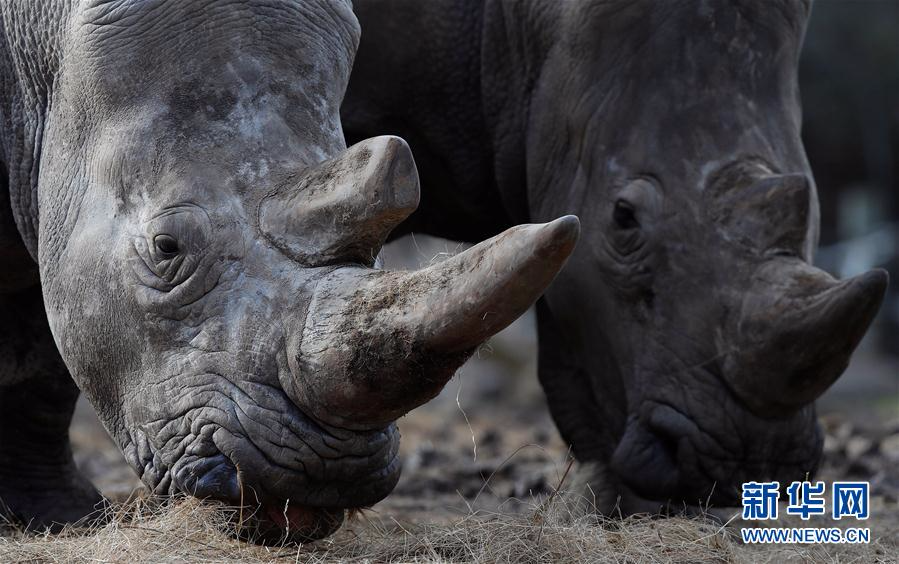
[613,200,639,230]
[153,234,180,257]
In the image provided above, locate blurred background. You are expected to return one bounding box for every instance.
[800,0,898,415]
[72,1,899,518]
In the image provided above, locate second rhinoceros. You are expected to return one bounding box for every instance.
[0,0,578,542]
[341,0,889,512]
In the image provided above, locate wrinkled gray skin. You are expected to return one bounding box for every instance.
[0,0,579,542]
[342,0,889,512]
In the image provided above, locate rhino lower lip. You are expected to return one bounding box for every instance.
[248,501,345,544]
[615,481,742,514]
[172,452,384,544]
[237,503,346,544]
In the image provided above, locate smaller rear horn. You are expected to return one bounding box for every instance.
[259,136,420,266]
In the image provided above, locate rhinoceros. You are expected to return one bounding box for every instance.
[0,0,579,542]
[341,0,889,512]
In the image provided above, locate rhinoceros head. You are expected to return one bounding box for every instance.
[35,0,578,542]
[520,1,887,508]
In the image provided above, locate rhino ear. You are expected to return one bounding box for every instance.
[259,136,420,266]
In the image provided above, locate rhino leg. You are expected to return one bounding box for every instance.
[0,286,104,531]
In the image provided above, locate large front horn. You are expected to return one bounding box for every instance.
[723,259,888,416]
[284,216,580,429]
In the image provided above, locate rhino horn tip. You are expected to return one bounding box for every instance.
[853,267,889,301]
[542,214,581,255]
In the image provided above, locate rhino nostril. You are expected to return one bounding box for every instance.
[611,414,682,500]
[174,454,240,501]
[648,422,679,463]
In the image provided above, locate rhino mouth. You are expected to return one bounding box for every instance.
[168,438,400,544]
[247,503,346,544]
[610,396,822,508]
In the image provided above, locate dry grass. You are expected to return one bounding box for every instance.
[26,363,899,563]
[1,491,896,564]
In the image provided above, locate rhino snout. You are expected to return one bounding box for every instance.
[610,401,824,507]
